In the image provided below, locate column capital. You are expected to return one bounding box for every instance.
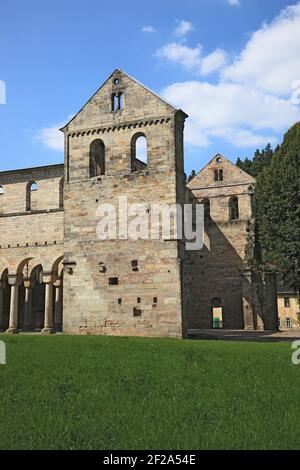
[8,274,22,287]
[43,272,54,284]
[23,278,33,289]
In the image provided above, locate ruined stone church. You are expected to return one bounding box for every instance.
[0,70,278,337]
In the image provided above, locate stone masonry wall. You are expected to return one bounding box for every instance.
[0,165,64,276]
[62,70,187,338]
[186,155,256,329]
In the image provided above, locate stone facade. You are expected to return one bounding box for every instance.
[0,165,64,333]
[277,277,300,331]
[186,155,278,331]
[0,70,278,337]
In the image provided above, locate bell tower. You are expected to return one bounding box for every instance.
[60,70,188,338]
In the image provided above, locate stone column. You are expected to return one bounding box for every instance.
[54,281,63,332]
[23,279,33,332]
[42,278,54,334]
[6,276,19,334]
[241,268,256,330]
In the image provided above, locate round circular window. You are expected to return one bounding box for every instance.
[114,78,120,85]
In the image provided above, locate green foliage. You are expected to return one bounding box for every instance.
[237,143,275,177]
[0,335,299,450]
[187,169,196,182]
[253,123,300,294]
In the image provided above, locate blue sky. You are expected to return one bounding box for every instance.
[0,0,300,174]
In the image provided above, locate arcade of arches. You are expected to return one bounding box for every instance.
[0,257,63,334]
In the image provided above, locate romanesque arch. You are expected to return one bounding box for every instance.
[0,255,64,334]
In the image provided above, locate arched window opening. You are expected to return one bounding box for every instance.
[26,181,39,211]
[131,133,148,171]
[229,196,239,221]
[59,178,64,208]
[202,198,211,221]
[90,140,105,177]
[30,265,45,331]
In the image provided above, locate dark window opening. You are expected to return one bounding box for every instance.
[59,178,64,208]
[137,298,141,304]
[214,169,224,182]
[284,297,291,308]
[153,297,158,304]
[109,277,119,286]
[133,307,142,317]
[90,140,105,177]
[229,196,240,221]
[118,298,122,305]
[202,198,211,221]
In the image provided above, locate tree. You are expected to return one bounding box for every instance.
[253,123,300,298]
[187,170,196,182]
[237,144,275,177]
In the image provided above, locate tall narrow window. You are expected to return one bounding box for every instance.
[59,178,64,208]
[229,196,239,221]
[214,169,224,182]
[90,140,105,177]
[202,198,211,221]
[118,92,124,110]
[111,92,124,112]
[26,181,38,211]
[112,93,118,112]
[131,133,148,171]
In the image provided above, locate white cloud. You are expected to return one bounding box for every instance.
[35,121,65,151]
[200,49,227,75]
[156,42,202,69]
[227,0,240,6]
[162,81,300,147]
[223,3,300,95]
[142,25,156,33]
[156,2,300,149]
[174,20,194,37]
[156,42,227,75]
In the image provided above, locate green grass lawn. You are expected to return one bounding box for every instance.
[0,334,299,450]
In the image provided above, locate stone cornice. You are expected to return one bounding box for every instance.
[67,116,172,138]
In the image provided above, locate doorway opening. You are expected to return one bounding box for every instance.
[211,297,223,329]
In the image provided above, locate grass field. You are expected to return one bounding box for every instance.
[0,334,299,450]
